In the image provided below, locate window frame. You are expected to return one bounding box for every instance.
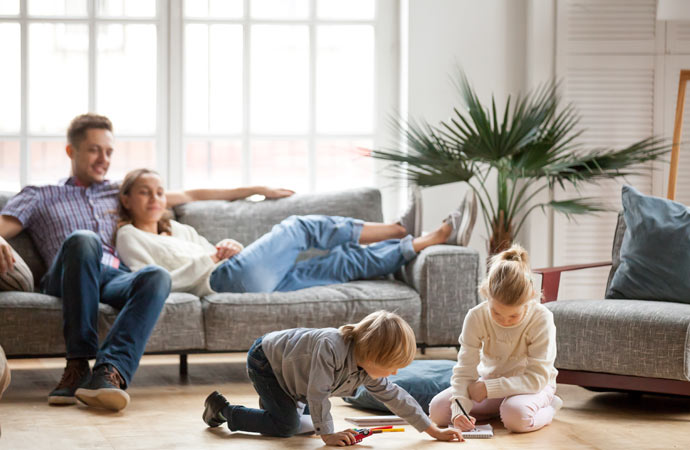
[1,0,399,197]
[169,0,399,191]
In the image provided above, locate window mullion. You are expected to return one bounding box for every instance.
[88,0,96,112]
[19,0,28,187]
[158,0,172,188]
[168,0,184,189]
[308,0,316,192]
[242,0,251,186]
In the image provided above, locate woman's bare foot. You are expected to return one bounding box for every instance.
[411,222,451,253]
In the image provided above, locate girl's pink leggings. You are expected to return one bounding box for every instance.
[428,383,557,433]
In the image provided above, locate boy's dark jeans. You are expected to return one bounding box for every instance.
[224,337,302,437]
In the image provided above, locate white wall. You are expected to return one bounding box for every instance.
[401,0,529,267]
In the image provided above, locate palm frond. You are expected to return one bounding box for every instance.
[371,117,475,187]
[542,137,669,186]
[369,69,671,252]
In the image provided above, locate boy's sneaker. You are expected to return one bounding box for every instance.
[48,358,90,406]
[75,363,130,411]
[203,391,230,427]
[444,190,477,246]
[397,187,423,238]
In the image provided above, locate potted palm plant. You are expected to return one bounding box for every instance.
[371,72,669,255]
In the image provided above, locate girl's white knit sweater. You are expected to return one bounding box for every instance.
[450,300,558,421]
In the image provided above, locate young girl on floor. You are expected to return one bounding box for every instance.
[114,168,471,296]
[429,245,562,433]
[203,311,463,445]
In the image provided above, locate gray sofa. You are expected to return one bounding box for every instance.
[0,188,480,371]
[537,212,690,395]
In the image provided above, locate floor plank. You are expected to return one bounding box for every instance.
[1,350,689,449]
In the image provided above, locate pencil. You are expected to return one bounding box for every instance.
[454,398,472,421]
[372,428,405,433]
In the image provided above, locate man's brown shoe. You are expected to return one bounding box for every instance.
[75,364,130,411]
[48,359,90,405]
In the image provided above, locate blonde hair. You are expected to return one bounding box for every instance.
[115,168,172,241]
[480,244,538,306]
[339,311,416,368]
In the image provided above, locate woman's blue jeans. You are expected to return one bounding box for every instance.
[209,215,416,293]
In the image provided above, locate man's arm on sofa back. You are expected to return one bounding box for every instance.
[400,245,481,346]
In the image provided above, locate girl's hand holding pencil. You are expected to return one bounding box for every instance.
[452,414,476,432]
[453,398,477,432]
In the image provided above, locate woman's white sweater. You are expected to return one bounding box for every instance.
[116,221,222,297]
[450,300,558,421]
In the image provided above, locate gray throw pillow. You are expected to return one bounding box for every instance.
[606,185,690,303]
[0,248,34,292]
[342,359,455,414]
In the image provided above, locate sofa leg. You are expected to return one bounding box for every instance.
[419,344,427,355]
[179,354,188,377]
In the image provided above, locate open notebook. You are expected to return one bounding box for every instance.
[452,423,494,439]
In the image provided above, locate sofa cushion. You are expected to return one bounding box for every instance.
[545,299,690,380]
[605,211,626,293]
[606,185,690,303]
[0,292,64,355]
[202,280,421,351]
[0,292,204,355]
[99,293,205,353]
[173,188,383,250]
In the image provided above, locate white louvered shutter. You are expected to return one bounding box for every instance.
[668,23,690,54]
[559,0,658,54]
[553,0,661,300]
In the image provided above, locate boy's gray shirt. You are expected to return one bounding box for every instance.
[261,327,432,435]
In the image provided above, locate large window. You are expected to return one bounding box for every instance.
[0,0,397,194]
[0,0,160,190]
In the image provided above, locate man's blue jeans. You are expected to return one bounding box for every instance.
[209,215,417,293]
[41,230,171,387]
[223,336,303,437]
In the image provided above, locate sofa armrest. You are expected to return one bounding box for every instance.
[533,261,611,303]
[399,245,481,346]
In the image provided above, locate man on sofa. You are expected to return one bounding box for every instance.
[0,113,294,411]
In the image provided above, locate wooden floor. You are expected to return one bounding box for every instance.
[1,349,689,449]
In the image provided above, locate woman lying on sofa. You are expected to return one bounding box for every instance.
[114,168,474,296]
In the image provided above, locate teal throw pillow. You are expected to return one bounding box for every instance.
[342,359,455,414]
[606,185,690,303]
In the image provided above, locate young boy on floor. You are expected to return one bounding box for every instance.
[203,310,464,446]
